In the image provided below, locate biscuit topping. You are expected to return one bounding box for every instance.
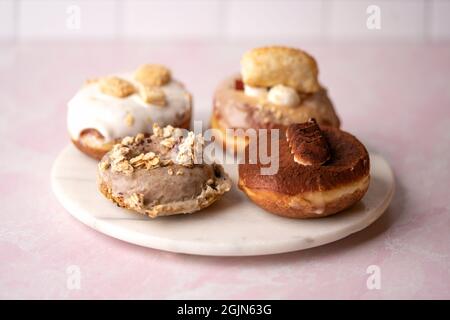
[99,76,136,98]
[134,64,171,87]
[139,85,167,106]
[286,119,330,166]
[241,46,320,94]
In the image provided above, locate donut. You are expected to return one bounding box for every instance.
[68,64,192,160]
[212,46,340,152]
[238,120,370,218]
[97,124,232,218]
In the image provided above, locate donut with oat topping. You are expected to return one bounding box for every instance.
[97,124,232,217]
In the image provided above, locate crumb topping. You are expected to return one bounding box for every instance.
[99,124,206,174]
[99,76,136,98]
[139,85,167,106]
[134,64,171,87]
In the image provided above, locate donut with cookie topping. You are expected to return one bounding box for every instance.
[67,64,192,159]
[238,119,370,218]
[97,124,232,218]
[211,46,340,152]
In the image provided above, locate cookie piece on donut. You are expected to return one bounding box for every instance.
[134,64,171,87]
[99,76,136,98]
[67,65,192,160]
[138,85,167,106]
[241,46,320,93]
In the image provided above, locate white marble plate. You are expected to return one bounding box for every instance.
[51,144,394,256]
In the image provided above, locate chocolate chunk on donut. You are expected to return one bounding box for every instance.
[286,119,330,166]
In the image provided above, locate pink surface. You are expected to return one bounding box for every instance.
[0,41,449,299]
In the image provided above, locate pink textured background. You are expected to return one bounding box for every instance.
[0,41,449,299]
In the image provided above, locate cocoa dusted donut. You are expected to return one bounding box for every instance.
[211,46,340,152]
[68,64,192,160]
[238,119,370,218]
[97,124,231,218]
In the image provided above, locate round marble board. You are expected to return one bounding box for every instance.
[51,144,394,256]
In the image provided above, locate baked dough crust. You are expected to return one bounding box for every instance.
[239,178,369,219]
[98,164,231,218]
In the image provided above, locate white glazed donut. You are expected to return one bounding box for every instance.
[67,67,192,159]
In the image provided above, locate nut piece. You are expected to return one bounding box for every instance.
[139,85,167,106]
[176,132,204,167]
[286,119,330,166]
[134,64,171,87]
[241,46,320,94]
[99,76,136,98]
[160,137,176,149]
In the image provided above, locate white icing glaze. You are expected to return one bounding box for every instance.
[244,84,267,98]
[267,84,300,107]
[67,73,191,142]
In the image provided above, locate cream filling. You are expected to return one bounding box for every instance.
[288,175,370,214]
[244,84,268,98]
[267,84,300,107]
[67,73,191,142]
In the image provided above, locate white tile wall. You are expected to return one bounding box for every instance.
[18,0,116,38]
[225,0,323,39]
[0,0,448,41]
[430,0,450,40]
[122,0,222,39]
[328,0,426,41]
[0,0,15,39]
